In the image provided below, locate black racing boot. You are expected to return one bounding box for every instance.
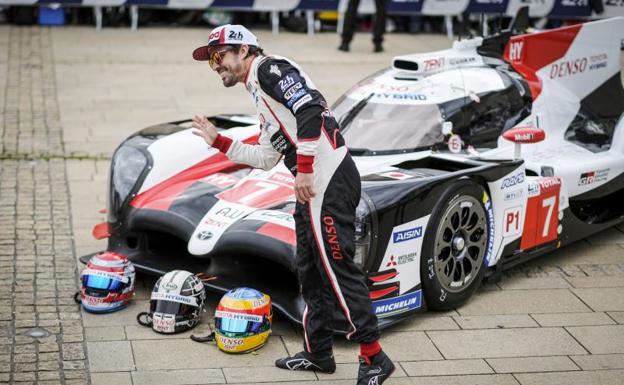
[275,351,336,373]
[373,43,384,53]
[357,350,395,385]
[338,41,350,52]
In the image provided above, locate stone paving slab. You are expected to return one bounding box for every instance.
[388,314,460,332]
[91,371,133,385]
[566,325,624,354]
[485,356,579,374]
[85,326,126,342]
[586,228,624,245]
[530,312,616,327]
[571,288,624,312]
[427,328,587,359]
[131,368,226,385]
[452,315,539,330]
[456,289,592,315]
[607,312,624,324]
[535,242,624,266]
[497,276,571,290]
[400,359,493,377]
[570,354,624,370]
[86,340,135,372]
[565,276,624,288]
[409,374,520,385]
[81,300,151,327]
[223,365,317,383]
[132,337,289,370]
[514,369,624,385]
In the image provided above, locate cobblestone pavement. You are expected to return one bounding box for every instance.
[2,24,624,385]
[1,28,88,384]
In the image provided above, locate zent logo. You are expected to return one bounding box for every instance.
[423,57,444,71]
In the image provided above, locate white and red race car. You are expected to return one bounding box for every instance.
[84,11,624,329]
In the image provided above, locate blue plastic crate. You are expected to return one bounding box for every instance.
[38,7,65,26]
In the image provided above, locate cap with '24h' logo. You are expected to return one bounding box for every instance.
[193,24,259,61]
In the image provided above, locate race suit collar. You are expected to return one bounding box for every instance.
[244,55,258,85]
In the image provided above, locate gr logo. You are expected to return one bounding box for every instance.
[510,41,524,62]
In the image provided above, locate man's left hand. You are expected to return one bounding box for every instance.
[295,172,316,204]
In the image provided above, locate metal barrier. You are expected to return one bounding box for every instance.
[0,0,622,32]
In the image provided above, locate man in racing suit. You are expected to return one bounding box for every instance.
[191,25,394,385]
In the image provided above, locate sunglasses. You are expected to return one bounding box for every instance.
[209,47,234,68]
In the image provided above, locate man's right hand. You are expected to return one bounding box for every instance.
[192,115,219,146]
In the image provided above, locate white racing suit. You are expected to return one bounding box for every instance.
[211,55,379,355]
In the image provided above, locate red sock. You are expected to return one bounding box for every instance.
[360,340,381,359]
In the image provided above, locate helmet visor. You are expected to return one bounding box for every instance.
[81,270,128,293]
[215,310,266,336]
[150,292,199,316]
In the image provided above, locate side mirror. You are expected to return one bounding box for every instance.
[502,127,545,159]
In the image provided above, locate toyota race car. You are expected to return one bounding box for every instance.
[82,12,624,331]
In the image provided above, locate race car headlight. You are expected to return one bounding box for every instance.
[108,146,148,223]
[354,194,375,268]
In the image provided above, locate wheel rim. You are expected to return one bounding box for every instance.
[433,195,487,293]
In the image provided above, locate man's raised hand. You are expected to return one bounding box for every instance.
[192,115,219,146]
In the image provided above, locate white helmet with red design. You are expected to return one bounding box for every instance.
[80,252,136,313]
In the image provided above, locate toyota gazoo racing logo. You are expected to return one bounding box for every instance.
[578,169,609,186]
[500,172,525,190]
[392,226,422,243]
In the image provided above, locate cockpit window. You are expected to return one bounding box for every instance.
[333,99,444,152]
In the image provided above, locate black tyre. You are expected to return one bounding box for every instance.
[420,180,493,310]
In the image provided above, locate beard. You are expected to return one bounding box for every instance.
[221,72,237,87]
[218,61,242,87]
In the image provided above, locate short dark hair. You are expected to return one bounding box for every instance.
[230,44,264,57]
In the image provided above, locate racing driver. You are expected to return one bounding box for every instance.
[191,24,395,384]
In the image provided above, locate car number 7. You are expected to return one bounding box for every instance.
[237,181,279,205]
[541,196,556,237]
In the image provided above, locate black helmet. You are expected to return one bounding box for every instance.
[138,270,206,334]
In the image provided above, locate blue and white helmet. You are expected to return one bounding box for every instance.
[80,252,135,313]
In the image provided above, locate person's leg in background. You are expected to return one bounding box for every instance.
[339,0,360,51]
[372,0,387,52]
